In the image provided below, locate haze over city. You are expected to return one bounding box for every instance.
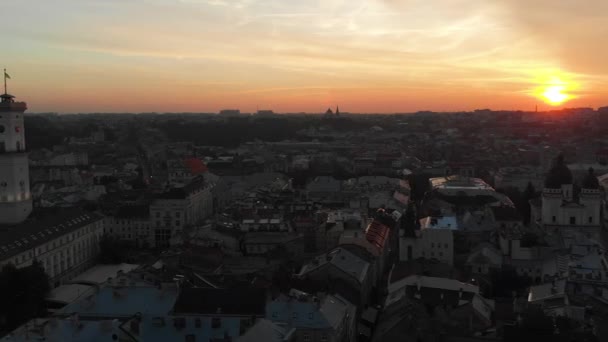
[2,0,608,113]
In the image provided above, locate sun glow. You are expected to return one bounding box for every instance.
[532,74,577,107]
[542,85,569,105]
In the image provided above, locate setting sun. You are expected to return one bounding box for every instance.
[542,85,569,105]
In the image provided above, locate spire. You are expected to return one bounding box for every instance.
[335,106,340,116]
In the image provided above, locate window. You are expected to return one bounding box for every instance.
[552,216,556,223]
[589,216,593,224]
[292,312,297,319]
[321,333,328,342]
[185,334,196,342]
[570,217,576,225]
[444,243,448,249]
[194,318,201,328]
[308,313,313,319]
[211,317,221,329]
[431,243,435,248]
[303,332,311,341]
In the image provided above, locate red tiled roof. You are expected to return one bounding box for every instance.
[184,158,208,175]
[365,220,390,250]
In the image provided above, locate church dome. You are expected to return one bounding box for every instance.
[544,154,573,188]
[581,168,600,189]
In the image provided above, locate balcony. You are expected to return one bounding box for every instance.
[0,100,27,112]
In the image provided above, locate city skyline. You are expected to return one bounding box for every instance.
[2,0,608,113]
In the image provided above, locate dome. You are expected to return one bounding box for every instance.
[544,154,573,188]
[581,168,600,189]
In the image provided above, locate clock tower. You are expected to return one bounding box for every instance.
[0,91,32,224]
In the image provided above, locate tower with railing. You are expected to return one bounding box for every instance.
[0,90,32,224]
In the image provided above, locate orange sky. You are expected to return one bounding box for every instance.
[1,0,607,113]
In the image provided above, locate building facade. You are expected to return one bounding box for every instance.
[399,216,456,266]
[534,155,602,240]
[0,211,105,287]
[0,93,32,224]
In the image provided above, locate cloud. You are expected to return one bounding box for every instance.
[496,0,608,75]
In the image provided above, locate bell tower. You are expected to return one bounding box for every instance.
[0,72,32,224]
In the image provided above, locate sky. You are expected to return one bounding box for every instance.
[1,0,607,113]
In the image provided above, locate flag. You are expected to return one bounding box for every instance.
[4,71,10,80]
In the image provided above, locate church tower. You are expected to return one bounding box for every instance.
[0,87,32,224]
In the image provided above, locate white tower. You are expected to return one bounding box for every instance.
[0,89,32,224]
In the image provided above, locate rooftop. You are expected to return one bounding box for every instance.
[73,263,140,285]
[419,216,458,230]
[124,314,241,342]
[236,319,291,342]
[430,175,494,191]
[0,318,120,342]
[388,275,479,297]
[266,293,353,330]
[364,220,390,250]
[172,288,266,316]
[528,279,567,303]
[299,247,370,284]
[59,285,178,318]
[0,210,103,261]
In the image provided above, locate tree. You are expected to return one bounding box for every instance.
[0,261,50,334]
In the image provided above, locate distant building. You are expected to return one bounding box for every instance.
[255,110,276,117]
[219,109,241,117]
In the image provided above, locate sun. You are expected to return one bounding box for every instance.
[542,85,569,105]
[532,74,577,107]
